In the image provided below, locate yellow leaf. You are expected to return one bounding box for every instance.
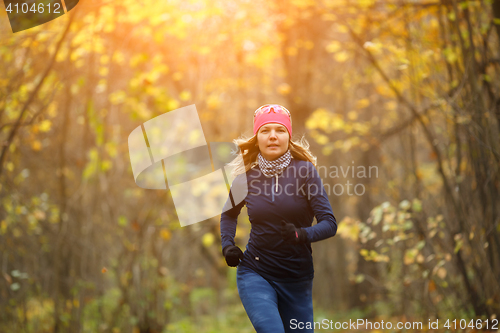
[376,85,395,98]
[306,108,332,132]
[101,160,112,172]
[94,41,105,54]
[353,123,369,135]
[56,47,68,62]
[31,141,42,151]
[342,140,352,152]
[99,67,109,77]
[167,99,179,110]
[359,0,375,7]
[337,217,360,241]
[207,94,221,109]
[130,54,146,67]
[331,115,345,130]
[277,83,291,95]
[100,55,110,65]
[322,145,334,156]
[363,41,383,54]
[39,120,51,132]
[179,91,191,101]
[322,13,336,20]
[47,103,57,117]
[109,91,127,105]
[385,101,398,111]
[160,229,171,240]
[404,248,418,265]
[202,233,214,247]
[316,134,328,145]
[104,23,115,33]
[325,41,341,53]
[374,254,390,262]
[337,24,349,33]
[356,98,370,109]
[112,51,125,65]
[334,51,349,62]
[291,0,315,8]
[421,115,429,125]
[199,46,211,55]
[75,59,85,68]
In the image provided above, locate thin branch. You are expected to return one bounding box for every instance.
[346,22,469,235]
[0,87,58,132]
[0,10,76,177]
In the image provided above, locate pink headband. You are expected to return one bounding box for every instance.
[253,104,292,136]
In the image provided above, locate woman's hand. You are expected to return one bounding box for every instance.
[222,245,244,267]
[281,220,308,244]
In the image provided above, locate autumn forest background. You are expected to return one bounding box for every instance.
[1,0,499,332]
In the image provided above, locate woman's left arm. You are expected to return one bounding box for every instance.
[302,162,338,242]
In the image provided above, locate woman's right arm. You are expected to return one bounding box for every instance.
[220,189,246,253]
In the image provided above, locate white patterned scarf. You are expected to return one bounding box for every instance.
[257,149,292,191]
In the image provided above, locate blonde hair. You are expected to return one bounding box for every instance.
[226,133,317,177]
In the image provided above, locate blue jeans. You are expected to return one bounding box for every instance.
[237,265,314,333]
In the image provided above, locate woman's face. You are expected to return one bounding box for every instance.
[257,123,290,161]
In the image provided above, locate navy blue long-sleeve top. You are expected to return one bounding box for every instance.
[220,158,337,282]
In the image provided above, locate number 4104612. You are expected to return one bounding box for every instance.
[444,319,498,330]
[5,2,62,14]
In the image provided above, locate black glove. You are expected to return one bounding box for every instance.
[222,245,244,267]
[281,220,308,244]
